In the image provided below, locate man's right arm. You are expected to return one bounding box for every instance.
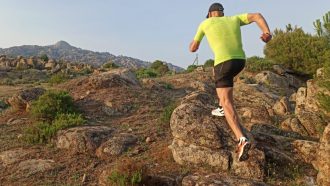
[247,13,272,42]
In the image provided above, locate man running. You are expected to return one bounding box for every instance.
[189,3,271,161]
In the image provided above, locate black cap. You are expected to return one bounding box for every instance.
[206,3,224,18]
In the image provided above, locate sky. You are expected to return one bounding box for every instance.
[0,0,329,68]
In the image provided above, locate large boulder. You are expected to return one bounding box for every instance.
[296,111,327,138]
[7,88,46,111]
[255,71,289,88]
[316,123,330,186]
[87,68,140,89]
[56,126,113,154]
[292,140,318,165]
[273,97,291,116]
[169,91,265,180]
[96,133,137,159]
[182,173,267,186]
[280,117,309,136]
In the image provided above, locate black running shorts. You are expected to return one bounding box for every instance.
[214,59,245,88]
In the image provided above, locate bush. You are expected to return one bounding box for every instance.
[186,65,199,73]
[103,62,119,69]
[204,59,214,67]
[48,73,70,85]
[40,54,49,62]
[107,159,145,186]
[150,60,169,76]
[25,113,85,144]
[0,100,9,110]
[160,102,177,124]
[135,68,158,79]
[30,90,75,121]
[245,56,275,72]
[0,78,14,86]
[318,93,330,112]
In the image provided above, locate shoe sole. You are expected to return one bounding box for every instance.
[238,142,251,161]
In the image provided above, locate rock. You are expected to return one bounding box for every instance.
[145,137,152,143]
[15,159,55,177]
[51,64,62,74]
[88,68,140,89]
[7,87,45,111]
[44,61,56,70]
[6,118,28,125]
[316,123,330,186]
[284,73,304,89]
[56,126,113,154]
[297,111,327,138]
[169,91,265,180]
[255,71,289,88]
[273,65,286,75]
[189,81,214,94]
[280,117,309,136]
[316,68,324,78]
[292,140,319,165]
[273,97,291,115]
[182,173,267,186]
[0,148,30,166]
[96,133,137,158]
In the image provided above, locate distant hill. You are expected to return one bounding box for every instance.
[0,41,184,72]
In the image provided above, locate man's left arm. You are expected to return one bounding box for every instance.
[189,40,200,52]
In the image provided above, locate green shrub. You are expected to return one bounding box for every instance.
[186,65,199,73]
[135,68,158,79]
[318,93,330,112]
[245,56,275,72]
[160,102,177,124]
[107,159,144,186]
[150,60,169,76]
[0,100,9,110]
[204,59,214,67]
[103,62,119,69]
[25,113,85,144]
[160,82,173,90]
[79,68,93,75]
[40,54,49,62]
[30,90,75,121]
[0,78,14,86]
[48,73,70,85]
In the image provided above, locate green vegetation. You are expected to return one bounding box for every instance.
[204,59,214,67]
[107,159,145,186]
[245,56,275,72]
[186,65,199,72]
[25,90,84,144]
[48,73,70,85]
[160,102,177,124]
[40,54,49,62]
[108,170,142,186]
[30,90,76,121]
[317,93,330,112]
[0,100,9,110]
[135,68,158,79]
[103,61,120,69]
[25,114,85,144]
[150,60,170,76]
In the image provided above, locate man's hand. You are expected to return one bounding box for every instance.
[260,33,272,43]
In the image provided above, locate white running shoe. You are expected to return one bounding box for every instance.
[211,107,225,117]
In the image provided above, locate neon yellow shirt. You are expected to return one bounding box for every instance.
[193,14,250,66]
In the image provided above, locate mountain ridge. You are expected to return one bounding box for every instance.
[0,41,184,71]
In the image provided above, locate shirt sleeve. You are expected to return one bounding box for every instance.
[236,13,249,26]
[193,23,205,42]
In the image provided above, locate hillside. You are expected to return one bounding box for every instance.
[0,41,184,72]
[0,65,329,185]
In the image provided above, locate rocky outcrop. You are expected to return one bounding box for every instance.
[7,88,45,111]
[273,97,291,116]
[182,173,267,186]
[292,140,318,165]
[316,123,330,186]
[56,126,113,154]
[96,133,137,159]
[0,148,30,166]
[15,159,55,177]
[169,91,265,180]
[87,68,140,89]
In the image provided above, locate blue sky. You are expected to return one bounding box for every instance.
[0,0,329,68]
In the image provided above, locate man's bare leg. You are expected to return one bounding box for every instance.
[216,87,244,140]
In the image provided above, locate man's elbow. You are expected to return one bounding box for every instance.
[248,12,262,22]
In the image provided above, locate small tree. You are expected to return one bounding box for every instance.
[150,60,169,75]
[40,54,49,62]
[204,59,214,67]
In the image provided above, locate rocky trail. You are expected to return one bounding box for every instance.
[0,66,329,186]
